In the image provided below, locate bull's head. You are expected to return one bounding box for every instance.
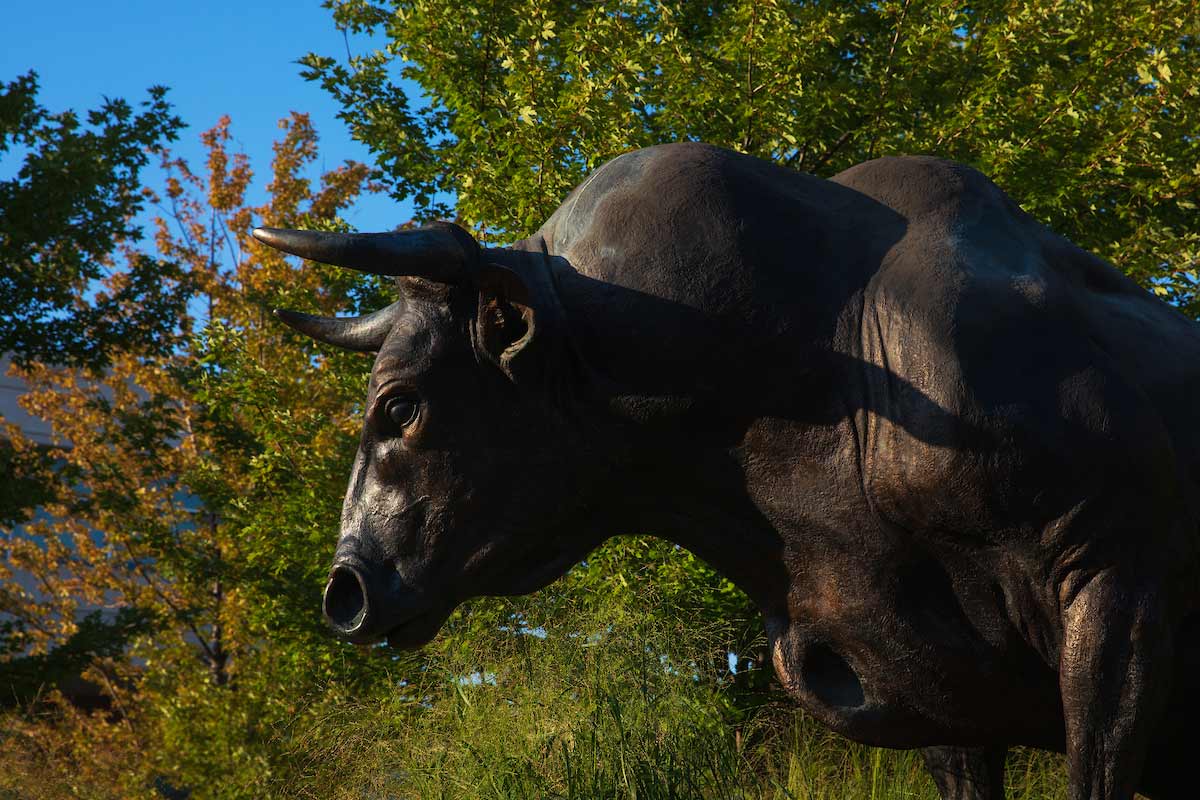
[255,223,612,647]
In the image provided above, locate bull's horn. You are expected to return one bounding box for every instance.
[252,222,478,283]
[273,304,399,352]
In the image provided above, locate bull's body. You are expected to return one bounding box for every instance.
[260,143,1200,799]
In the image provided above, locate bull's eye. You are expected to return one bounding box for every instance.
[383,395,420,430]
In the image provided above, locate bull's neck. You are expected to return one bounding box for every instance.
[582,444,792,616]
[490,239,836,615]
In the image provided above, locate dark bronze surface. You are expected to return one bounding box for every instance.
[260,143,1200,800]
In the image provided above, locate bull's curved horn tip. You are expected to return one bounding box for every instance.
[273,308,310,324]
[273,308,307,324]
[252,227,279,244]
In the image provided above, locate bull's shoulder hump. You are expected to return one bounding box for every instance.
[830,155,1029,229]
[537,143,741,251]
[538,143,835,258]
[839,156,1130,302]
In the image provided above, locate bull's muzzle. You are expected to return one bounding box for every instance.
[323,557,431,645]
[323,563,371,637]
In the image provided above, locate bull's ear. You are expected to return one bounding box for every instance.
[475,262,539,383]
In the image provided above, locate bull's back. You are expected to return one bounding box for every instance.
[835,156,1200,559]
[833,155,1200,444]
[537,143,899,315]
[539,145,1200,523]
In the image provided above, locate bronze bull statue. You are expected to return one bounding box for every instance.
[256,143,1200,799]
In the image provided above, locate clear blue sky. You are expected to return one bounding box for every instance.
[2,0,412,234]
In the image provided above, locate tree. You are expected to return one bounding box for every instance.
[0,71,188,368]
[0,114,389,796]
[303,0,1199,311]
[0,71,188,730]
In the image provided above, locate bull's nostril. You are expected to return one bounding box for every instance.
[324,565,369,633]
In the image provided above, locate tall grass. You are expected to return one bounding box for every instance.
[276,591,1068,800]
[0,586,1069,798]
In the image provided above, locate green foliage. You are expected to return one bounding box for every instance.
[0,71,189,367]
[304,0,1200,308]
[0,114,388,797]
[0,608,153,708]
[0,437,56,527]
[276,589,751,798]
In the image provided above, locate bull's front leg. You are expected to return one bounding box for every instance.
[1059,569,1171,800]
[921,745,1007,800]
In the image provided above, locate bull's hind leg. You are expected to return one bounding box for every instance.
[1059,570,1172,800]
[921,746,1007,800]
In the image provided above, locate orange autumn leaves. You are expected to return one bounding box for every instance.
[0,114,382,796]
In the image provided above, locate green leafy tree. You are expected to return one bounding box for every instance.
[304,0,1199,310]
[0,71,187,368]
[0,71,188,727]
[0,115,390,797]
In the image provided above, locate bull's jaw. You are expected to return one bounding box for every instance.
[384,605,454,649]
[373,536,594,648]
[497,543,592,597]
